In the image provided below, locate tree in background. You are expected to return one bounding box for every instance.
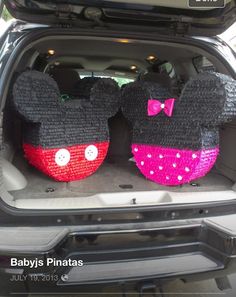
[112,77,133,87]
[1,6,12,21]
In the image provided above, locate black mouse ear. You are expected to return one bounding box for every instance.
[13,70,61,122]
[178,72,236,126]
[122,81,172,124]
[90,78,120,118]
[121,81,150,124]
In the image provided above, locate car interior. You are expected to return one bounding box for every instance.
[1,35,236,210]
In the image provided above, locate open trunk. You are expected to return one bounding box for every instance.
[8,150,236,209]
[1,31,236,210]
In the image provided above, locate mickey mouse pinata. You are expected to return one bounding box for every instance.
[13,71,119,181]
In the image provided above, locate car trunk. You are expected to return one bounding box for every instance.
[0,32,234,210]
[2,119,236,210]
[1,0,236,210]
[7,148,236,210]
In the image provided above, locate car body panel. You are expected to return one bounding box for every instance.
[3,0,236,36]
[0,16,235,295]
[0,215,236,293]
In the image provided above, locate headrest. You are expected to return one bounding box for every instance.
[74,77,101,99]
[50,68,80,94]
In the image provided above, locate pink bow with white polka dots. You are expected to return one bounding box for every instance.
[148,98,176,117]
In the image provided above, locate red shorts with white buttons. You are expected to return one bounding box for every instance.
[23,142,109,181]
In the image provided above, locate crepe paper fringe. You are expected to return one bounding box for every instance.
[13,71,120,181]
[122,72,236,185]
[23,142,109,182]
[132,144,219,186]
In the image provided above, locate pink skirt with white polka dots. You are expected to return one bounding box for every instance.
[132,144,219,186]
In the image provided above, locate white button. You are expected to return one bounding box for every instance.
[150,171,154,175]
[176,153,181,158]
[185,167,190,172]
[173,163,177,168]
[159,154,164,159]
[159,166,163,170]
[85,145,98,161]
[161,104,165,109]
[178,176,183,181]
[134,147,138,152]
[141,161,145,166]
[192,154,197,159]
[55,149,70,166]
[147,154,152,158]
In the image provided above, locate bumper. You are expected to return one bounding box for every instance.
[1,215,236,294]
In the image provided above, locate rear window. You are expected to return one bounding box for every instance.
[79,72,134,87]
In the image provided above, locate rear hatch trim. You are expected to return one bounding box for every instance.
[3,0,236,36]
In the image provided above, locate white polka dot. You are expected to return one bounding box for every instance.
[161,103,165,109]
[55,149,70,166]
[185,167,190,172]
[178,176,183,181]
[173,163,177,168]
[192,154,197,159]
[150,171,154,175]
[166,176,170,180]
[141,161,144,166]
[176,153,181,158]
[85,145,98,161]
[159,166,163,170]
[159,154,164,159]
[134,147,138,152]
[147,154,152,158]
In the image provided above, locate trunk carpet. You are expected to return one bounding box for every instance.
[11,152,233,200]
